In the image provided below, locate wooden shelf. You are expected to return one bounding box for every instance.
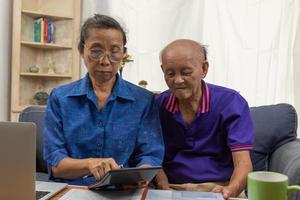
[10,0,81,121]
[22,9,73,20]
[21,41,72,49]
[20,72,72,78]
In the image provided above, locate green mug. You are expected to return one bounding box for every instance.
[248,171,300,200]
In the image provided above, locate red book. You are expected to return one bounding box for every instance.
[43,18,48,44]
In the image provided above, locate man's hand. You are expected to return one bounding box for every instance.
[212,151,252,199]
[87,158,119,180]
[211,185,238,199]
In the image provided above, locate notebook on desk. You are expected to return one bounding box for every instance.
[0,121,67,200]
[60,188,224,200]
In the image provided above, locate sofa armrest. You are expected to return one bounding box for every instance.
[269,139,300,200]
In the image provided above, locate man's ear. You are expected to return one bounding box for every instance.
[202,61,209,78]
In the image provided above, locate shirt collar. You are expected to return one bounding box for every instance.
[66,73,90,96]
[110,74,135,101]
[165,80,210,114]
[67,73,135,102]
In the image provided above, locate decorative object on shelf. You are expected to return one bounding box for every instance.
[47,57,55,74]
[28,66,39,73]
[120,53,133,77]
[138,80,148,89]
[33,91,49,105]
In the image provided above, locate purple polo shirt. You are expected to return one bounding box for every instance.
[156,81,253,184]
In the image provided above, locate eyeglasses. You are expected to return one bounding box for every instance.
[85,46,124,63]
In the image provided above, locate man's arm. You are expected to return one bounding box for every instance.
[211,151,252,199]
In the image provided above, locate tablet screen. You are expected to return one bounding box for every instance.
[88,166,162,190]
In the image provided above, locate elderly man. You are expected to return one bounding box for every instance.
[155,39,253,199]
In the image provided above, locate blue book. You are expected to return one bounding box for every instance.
[47,19,52,43]
[34,18,42,42]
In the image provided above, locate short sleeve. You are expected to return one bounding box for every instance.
[222,94,254,152]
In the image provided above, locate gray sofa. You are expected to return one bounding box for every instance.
[19,106,48,181]
[250,103,300,200]
[19,103,300,199]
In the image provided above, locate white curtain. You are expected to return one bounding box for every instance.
[203,0,298,107]
[81,0,298,107]
[81,0,205,91]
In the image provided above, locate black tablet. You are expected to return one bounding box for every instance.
[88,166,162,190]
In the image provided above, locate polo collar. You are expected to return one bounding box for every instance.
[165,80,210,114]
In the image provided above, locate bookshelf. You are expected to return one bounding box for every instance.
[11,0,81,121]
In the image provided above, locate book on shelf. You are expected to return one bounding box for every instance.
[34,17,54,44]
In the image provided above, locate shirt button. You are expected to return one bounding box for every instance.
[97,143,102,147]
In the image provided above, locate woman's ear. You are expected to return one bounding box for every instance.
[80,52,84,59]
[123,52,128,59]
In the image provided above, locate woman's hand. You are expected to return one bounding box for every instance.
[155,169,171,190]
[87,158,120,180]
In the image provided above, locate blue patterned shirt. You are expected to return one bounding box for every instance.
[44,74,164,185]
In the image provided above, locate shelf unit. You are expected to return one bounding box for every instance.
[11,0,81,121]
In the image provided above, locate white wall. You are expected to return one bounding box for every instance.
[0,0,12,121]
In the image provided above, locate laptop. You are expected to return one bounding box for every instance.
[0,121,67,200]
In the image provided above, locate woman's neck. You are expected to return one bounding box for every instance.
[90,75,115,92]
[90,75,116,110]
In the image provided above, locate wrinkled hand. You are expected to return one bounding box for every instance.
[211,185,238,199]
[155,169,170,190]
[156,181,171,190]
[87,158,119,180]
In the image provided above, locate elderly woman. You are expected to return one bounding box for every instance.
[44,14,164,186]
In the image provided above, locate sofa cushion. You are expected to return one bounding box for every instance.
[250,103,298,171]
[19,106,47,173]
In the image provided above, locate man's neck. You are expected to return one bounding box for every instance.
[178,90,202,124]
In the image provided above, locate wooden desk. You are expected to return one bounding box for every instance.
[50,185,88,200]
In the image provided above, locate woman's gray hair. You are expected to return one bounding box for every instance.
[78,14,127,54]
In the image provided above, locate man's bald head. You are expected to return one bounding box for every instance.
[160,39,207,63]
